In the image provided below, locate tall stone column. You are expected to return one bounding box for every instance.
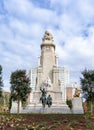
[52,66,58,87]
[36,67,43,89]
[55,56,58,67]
[38,56,40,67]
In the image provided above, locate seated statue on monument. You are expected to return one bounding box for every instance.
[40,87,47,108]
[42,30,53,41]
[74,88,81,97]
[46,95,52,107]
[44,76,52,87]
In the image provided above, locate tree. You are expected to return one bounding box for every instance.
[0,65,3,97]
[10,70,31,113]
[80,69,94,114]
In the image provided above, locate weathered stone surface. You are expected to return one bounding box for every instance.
[21,103,71,113]
[72,97,84,114]
[10,101,22,113]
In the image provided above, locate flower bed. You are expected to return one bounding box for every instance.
[0,113,94,130]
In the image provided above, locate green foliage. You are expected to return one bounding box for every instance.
[80,69,94,114]
[62,119,68,123]
[84,111,91,119]
[69,120,78,127]
[65,120,78,130]
[10,70,31,102]
[0,95,4,105]
[43,128,50,130]
[66,99,72,110]
[10,70,31,113]
[18,126,24,130]
[85,119,93,130]
[22,100,27,108]
[0,65,3,97]
[80,69,94,102]
[9,95,12,111]
[35,122,47,130]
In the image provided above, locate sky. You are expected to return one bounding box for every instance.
[1,0,94,91]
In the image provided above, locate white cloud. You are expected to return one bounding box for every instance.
[1,0,94,91]
[3,0,33,18]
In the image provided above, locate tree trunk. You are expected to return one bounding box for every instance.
[90,101,93,115]
[17,99,21,114]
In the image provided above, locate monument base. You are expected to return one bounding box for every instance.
[21,103,71,114]
[10,101,71,114]
[10,101,22,113]
[72,97,84,114]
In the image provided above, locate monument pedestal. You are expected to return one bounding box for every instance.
[72,97,84,114]
[10,101,22,113]
[21,103,71,113]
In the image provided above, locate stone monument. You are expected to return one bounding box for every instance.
[72,88,84,114]
[22,31,71,113]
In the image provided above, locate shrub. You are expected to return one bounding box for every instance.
[66,99,72,110]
